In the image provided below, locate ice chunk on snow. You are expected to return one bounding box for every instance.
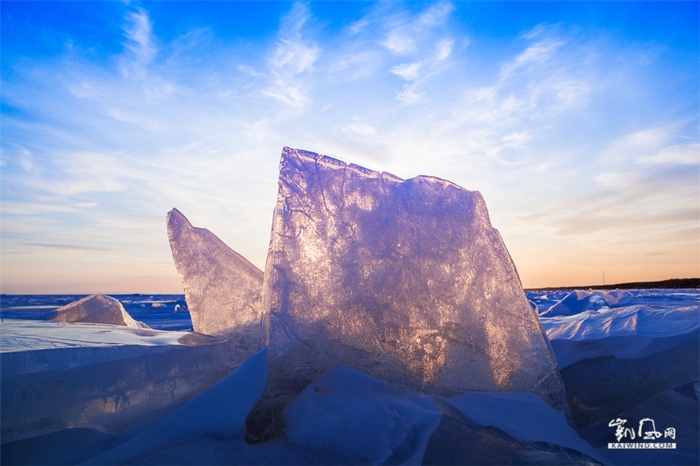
[44,294,149,329]
[1,321,251,442]
[262,147,567,411]
[85,348,268,465]
[539,289,632,317]
[283,363,442,465]
[167,208,263,339]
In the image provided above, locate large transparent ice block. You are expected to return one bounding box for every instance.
[167,208,263,339]
[262,147,567,410]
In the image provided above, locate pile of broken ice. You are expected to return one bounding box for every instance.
[1,147,698,465]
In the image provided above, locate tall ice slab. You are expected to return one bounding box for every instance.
[167,208,263,339]
[263,147,567,410]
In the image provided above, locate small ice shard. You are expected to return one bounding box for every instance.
[44,294,149,329]
[539,289,633,317]
[166,208,263,338]
[261,147,568,411]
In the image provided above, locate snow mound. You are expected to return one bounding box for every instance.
[283,363,442,465]
[540,289,633,317]
[44,294,149,329]
[446,391,607,463]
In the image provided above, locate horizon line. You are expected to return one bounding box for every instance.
[2,277,698,297]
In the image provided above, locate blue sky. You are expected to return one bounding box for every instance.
[1,1,698,293]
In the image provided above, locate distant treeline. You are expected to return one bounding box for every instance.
[527,278,700,291]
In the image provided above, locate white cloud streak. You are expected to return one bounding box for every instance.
[636,142,699,165]
[261,3,319,110]
[121,8,158,72]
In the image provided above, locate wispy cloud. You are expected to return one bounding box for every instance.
[636,142,699,165]
[499,34,566,83]
[261,2,319,110]
[24,243,117,252]
[391,62,421,81]
[18,147,34,172]
[344,116,377,136]
[27,152,128,196]
[124,8,157,61]
[344,2,458,105]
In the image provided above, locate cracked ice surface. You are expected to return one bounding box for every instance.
[262,147,567,410]
[167,208,263,340]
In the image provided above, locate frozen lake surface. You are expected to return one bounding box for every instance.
[1,288,698,465]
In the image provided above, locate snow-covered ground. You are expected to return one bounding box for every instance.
[1,289,698,465]
[0,319,192,352]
